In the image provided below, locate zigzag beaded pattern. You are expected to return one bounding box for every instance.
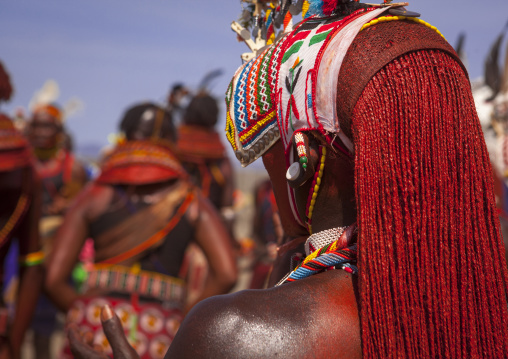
[236,41,285,149]
[269,34,289,98]
[234,59,254,131]
[225,77,238,151]
[258,45,276,114]
[246,52,264,123]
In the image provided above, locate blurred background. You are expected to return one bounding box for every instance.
[1,0,507,163]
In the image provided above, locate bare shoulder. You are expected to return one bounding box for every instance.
[167,270,361,359]
[68,182,114,220]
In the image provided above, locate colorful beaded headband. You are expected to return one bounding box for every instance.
[226,1,430,169]
[33,104,64,124]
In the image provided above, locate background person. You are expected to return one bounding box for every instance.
[45,103,237,358]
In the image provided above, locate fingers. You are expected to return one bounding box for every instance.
[83,331,94,346]
[101,305,140,359]
[67,324,108,359]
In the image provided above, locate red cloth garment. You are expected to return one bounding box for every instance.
[176,125,226,163]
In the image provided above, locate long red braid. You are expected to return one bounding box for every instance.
[351,50,508,357]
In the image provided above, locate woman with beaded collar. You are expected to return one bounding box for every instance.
[45,102,238,358]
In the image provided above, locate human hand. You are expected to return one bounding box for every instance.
[68,305,140,359]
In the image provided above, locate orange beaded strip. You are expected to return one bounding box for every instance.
[305,146,326,234]
[360,15,445,40]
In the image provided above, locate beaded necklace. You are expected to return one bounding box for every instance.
[276,223,357,286]
[305,146,326,234]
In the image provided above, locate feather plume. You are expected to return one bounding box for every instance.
[29,80,59,111]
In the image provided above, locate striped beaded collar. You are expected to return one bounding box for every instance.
[276,223,357,286]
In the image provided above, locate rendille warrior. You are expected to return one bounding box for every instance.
[70,1,508,358]
[45,103,237,358]
[0,61,43,359]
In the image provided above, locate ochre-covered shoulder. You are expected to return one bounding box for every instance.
[337,18,465,139]
[166,270,361,359]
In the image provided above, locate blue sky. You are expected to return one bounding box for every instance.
[1,0,507,159]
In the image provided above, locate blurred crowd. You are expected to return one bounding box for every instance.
[1,19,508,359]
[0,62,283,359]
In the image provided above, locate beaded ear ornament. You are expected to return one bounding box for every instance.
[286,132,310,186]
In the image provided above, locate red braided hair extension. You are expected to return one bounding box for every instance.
[322,0,339,15]
[351,50,508,358]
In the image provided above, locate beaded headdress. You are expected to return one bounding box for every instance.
[0,114,32,172]
[226,0,404,167]
[32,103,64,125]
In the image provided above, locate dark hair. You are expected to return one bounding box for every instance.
[171,83,185,93]
[119,103,175,142]
[0,61,13,102]
[183,95,219,128]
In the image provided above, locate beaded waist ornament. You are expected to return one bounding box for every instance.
[84,265,186,306]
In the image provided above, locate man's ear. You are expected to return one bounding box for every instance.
[286,132,319,188]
